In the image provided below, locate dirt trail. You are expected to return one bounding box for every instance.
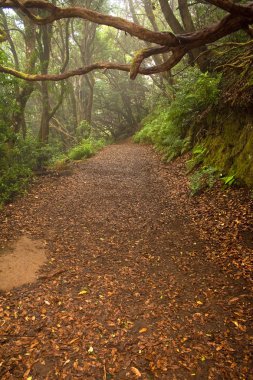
[0,142,252,379]
[0,236,46,291]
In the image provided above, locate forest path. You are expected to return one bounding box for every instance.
[0,142,252,379]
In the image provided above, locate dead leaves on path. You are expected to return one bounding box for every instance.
[0,144,252,379]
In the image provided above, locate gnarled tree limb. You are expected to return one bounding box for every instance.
[0,0,252,81]
[205,0,253,18]
[0,50,187,81]
[0,0,179,45]
[130,45,171,80]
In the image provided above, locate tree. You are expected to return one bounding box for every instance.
[0,0,252,82]
[158,0,208,70]
[0,9,36,137]
[128,0,172,88]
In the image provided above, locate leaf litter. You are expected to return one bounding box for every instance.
[0,142,252,379]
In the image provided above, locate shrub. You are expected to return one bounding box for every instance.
[134,68,221,162]
[14,135,59,170]
[186,145,207,173]
[0,133,62,207]
[50,156,70,171]
[68,139,105,161]
[189,166,218,195]
[0,165,32,206]
[76,120,91,141]
[221,174,236,187]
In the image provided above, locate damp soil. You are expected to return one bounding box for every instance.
[0,142,252,380]
[0,236,46,291]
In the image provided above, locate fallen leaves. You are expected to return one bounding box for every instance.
[231,320,246,332]
[139,328,148,334]
[87,346,94,354]
[0,143,252,379]
[78,289,88,295]
[131,366,142,378]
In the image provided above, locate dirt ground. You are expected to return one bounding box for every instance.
[0,236,46,291]
[0,142,252,379]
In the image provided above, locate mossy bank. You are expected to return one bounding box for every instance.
[134,47,253,190]
[202,112,253,187]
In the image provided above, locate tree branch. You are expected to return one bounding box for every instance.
[130,45,171,80]
[0,27,7,42]
[0,51,187,81]
[1,0,179,46]
[0,10,20,69]
[0,0,252,82]
[205,0,253,18]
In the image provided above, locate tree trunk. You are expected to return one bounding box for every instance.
[1,10,36,137]
[84,75,95,124]
[178,0,208,71]
[143,0,173,84]
[38,22,52,143]
[39,81,50,143]
[159,0,209,71]
[69,82,78,131]
[129,0,172,88]
[12,84,34,138]
[158,0,185,34]
[178,0,195,32]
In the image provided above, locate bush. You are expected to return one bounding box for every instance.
[76,120,91,141]
[68,139,105,161]
[189,166,218,195]
[0,134,62,207]
[134,68,221,162]
[14,135,59,170]
[186,145,207,173]
[0,165,32,206]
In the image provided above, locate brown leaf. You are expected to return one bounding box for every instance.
[131,367,142,378]
[139,328,147,333]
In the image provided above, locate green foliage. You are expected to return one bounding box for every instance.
[0,52,32,206]
[221,174,236,187]
[186,145,207,173]
[0,139,31,207]
[0,50,18,122]
[0,134,60,207]
[68,139,105,161]
[189,166,218,195]
[0,120,105,206]
[13,135,60,170]
[189,168,236,196]
[76,120,91,142]
[0,164,32,206]
[134,69,221,161]
[50,156,70,171]
[169,69,221,129]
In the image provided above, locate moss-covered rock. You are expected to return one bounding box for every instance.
[201,111,253,187]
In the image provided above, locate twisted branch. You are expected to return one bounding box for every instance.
[0,0,252,81]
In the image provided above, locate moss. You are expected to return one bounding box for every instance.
[231,124,253,186]
[200,113,253,187]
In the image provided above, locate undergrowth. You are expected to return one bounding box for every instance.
[67,138,105,161]
[189,166,218,195]
[0,136,106,208]
[134,69,221,162]
[187,146,238,195]
[186,145,207,173]
[0,134,61,207]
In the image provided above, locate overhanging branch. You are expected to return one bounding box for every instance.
[0,0,179,46]
[0,0,252,81]
[0,50,187,81]
[205,0,253,18]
